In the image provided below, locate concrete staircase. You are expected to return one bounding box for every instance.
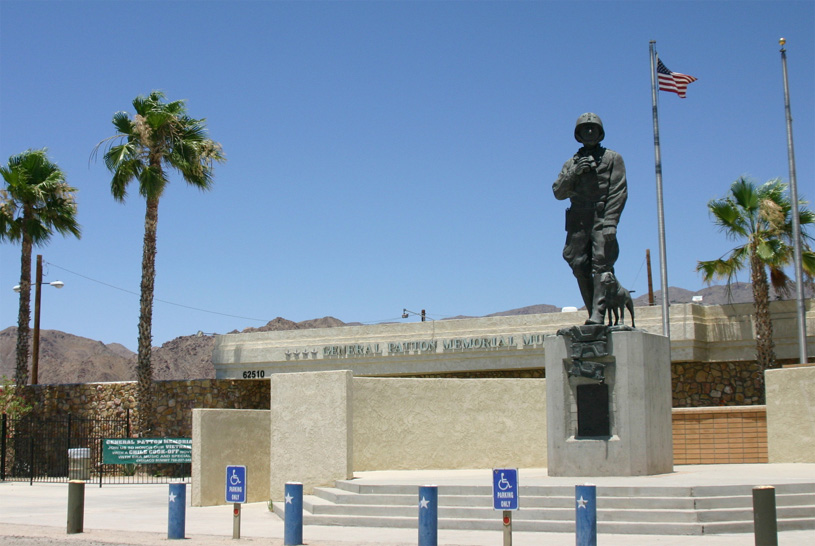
[273,480,815,535]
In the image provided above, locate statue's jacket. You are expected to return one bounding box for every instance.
[552,145,627,231]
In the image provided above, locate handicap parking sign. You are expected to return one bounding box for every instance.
[226,465,247,503]
[492,468,519,510]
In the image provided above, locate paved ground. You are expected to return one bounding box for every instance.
[1,464,814,545]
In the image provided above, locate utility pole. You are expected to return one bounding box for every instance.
[646,249,655,306]
[31,255,43,385]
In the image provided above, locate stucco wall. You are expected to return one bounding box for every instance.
[353,377,547,471]
[191,409,271,506]
[269,370,353,500]
[766,366,815,463]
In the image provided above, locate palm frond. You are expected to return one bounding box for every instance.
[802,250,815,277]
[137,164,167,199]
[110,158,141,202]
[730,177,760,213]
[709,199,748,238]
[797,208,815,244]
[104,142,137,172]
[0,149,80,246]
[696,251,745,284]
[99,92,224,205]
[768,266,792,297]
[112,111,133,134]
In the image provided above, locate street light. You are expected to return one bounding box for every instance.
[12,254,63,385]
[13,280,63,291]
[402,308,427,322]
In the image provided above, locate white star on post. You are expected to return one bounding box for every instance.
[419,496,430,509]
[577,495,588,509]
[285,493,293,504]
[169,492,177,503]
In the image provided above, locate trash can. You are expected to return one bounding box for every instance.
[68,448,91,480]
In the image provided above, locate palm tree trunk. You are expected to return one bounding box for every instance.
[136,195,159,436]
[751,250,776,403]
[14,229,32,387]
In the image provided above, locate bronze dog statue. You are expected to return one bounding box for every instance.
[599,271,635,328]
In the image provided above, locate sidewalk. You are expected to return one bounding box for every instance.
[2,464,814,545]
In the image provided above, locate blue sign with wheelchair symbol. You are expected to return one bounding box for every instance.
[226,465,247,503]
[492,468,519,510]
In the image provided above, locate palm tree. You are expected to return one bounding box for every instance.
[0,149,81,387]
[95,91,224,435]
[697,177,814,384]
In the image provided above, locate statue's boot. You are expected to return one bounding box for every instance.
[576,275,594,318]
[585,274,607,325]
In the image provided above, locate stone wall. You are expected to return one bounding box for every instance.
[671,359,803,407]
[23,379,270,437]
[672,361,762,407]
[415,364,766,408]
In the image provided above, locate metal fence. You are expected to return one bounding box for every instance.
[1,412,190,485]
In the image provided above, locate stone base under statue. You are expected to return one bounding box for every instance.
[544,328,673,476]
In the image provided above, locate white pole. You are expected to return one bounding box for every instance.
[779,38,808,365]
[650,41,671,338]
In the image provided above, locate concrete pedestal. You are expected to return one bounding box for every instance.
[545,330,673,476]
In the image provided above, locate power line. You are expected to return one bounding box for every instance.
[630,254,648,292]
[45,262,476,327]
[45,262,270,323]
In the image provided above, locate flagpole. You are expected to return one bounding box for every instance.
[779,38,808,364]
[650,40,671,338]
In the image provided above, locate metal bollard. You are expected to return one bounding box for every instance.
[753,485,778,546]
[67,480,85,534]
[284,482,303,546]
[233,502,241,539]
[418,485,438,546]
[168,482,186,539]
[576,484,597,546]
[502,510,512,546]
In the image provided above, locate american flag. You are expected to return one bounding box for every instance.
[657,56,697,98]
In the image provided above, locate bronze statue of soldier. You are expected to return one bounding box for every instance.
[553,113,627,325]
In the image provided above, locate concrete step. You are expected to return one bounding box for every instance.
[271,508,714,535]
[695,491,815,509]
[274,478,815,535]
[304,500,717,524]
[334,479,815,498]
[315,487,704,510]
[695,504,815,523]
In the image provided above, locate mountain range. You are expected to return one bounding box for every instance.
[1,283,810,385]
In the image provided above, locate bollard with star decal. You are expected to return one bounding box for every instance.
[168,482,186,539]
[284,482,303,545]
[418,485,438,546]
[575,483,597,546]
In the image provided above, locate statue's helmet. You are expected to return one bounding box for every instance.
[574,112,605,143]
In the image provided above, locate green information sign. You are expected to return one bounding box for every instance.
[102,438,192,464]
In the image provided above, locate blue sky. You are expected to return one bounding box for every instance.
[1,0,813,352]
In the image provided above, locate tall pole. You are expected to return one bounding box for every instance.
[649,41,671,337]
[31,254,43,385]
[646,249,655,306]
[779,38,808,365]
